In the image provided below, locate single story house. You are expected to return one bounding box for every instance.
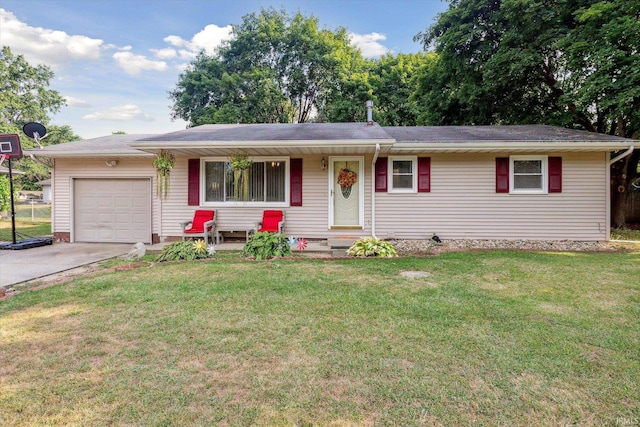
[26,123,634,244]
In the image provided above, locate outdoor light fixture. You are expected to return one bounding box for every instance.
[271,161,281,167]
[321,157,327,170]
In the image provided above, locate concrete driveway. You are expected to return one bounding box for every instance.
[0,243,132,287]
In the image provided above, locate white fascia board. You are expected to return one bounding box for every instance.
[24,150,154,158]
[390,141,633,152]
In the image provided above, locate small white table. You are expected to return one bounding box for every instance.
[216,228,252,244]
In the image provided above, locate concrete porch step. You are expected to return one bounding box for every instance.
[327,236,359,249]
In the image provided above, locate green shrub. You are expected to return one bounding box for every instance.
[157,239,215,262]
[347,236,398,258]
[242,232,292,260]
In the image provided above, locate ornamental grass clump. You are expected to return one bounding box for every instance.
[157,239,215,262]
[347,236,398,258]
[242,232,292,260]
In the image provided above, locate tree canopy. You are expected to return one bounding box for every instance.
[0,46,80,190]
[414,0,639,226]
[171,8,363,125]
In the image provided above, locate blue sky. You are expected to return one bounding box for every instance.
[1,0,448,139]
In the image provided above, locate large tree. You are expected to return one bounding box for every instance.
[414,0,640,227]
[171,8,362,125]
[320,52,437,125]
[0,46,79,190]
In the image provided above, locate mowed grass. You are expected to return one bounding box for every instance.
[0,204,51,241]
[1,250,639,426]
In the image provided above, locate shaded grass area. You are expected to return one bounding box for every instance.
[612,228,640,241]
[1,250,639,425]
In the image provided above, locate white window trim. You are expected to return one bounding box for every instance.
[200,156,290,207]
[388,156,418,193]
[509,155,548,194]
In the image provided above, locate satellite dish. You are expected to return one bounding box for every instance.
[23,122,47,139]
[23,122,48,148]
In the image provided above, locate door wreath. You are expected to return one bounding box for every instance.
[338,167,357,199]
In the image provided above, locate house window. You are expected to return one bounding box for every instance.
[202,157,288,205]
[388,157,417,193]
[510,155,548,194]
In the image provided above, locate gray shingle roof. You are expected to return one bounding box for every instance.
[24,124,633,158]
[383,125,630,143]
[26,134,156,156]
[138,123,392,142]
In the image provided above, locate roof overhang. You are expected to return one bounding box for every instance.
[129,139,395,156]
[389,141,634,154]
[24,149,154,159]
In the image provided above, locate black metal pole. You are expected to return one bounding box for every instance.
[8,157,17,245]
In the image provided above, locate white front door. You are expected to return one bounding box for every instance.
[329,157,364,229]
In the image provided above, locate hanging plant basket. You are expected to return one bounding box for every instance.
[153,150,175,199]
[229,152,253,201]
[337,167,357,199]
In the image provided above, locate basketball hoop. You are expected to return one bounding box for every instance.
[0,134,23,160]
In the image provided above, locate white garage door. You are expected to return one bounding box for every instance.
[74,178,151,243]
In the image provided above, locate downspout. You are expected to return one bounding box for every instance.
[371,143,380,238]
[610,145,634,165]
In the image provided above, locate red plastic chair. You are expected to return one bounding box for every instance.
[253,210,285,234]
[180,210,216,245]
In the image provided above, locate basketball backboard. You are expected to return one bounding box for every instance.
[0,134,23,160]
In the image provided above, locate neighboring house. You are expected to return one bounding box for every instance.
[35,179,52,202]
[25,124,634,244]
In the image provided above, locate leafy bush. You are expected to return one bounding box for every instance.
[347,237,398,258]
[242,232,292,260]
[157,239,215,262]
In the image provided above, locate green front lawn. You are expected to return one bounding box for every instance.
[1,250,639,425]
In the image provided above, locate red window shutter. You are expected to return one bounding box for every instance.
[290,158,303,206]
[496,157,509,193]
[548,156,562,193]
[375,157,388,192]
[188,159,200,206]
[418,157,431,192]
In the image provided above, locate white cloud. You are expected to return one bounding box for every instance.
[164,23,232,58]
[164,35,187,48]
[83,104,154,122]
[349,32,390,58]
[113,51,168,75]
[0,8,104,68]
[151,47,177,59]
[64,96,91,108]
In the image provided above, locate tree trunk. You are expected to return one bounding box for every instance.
[611,183,628,229]
[611,151,640,229]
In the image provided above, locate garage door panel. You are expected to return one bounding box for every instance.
[132,214,148,224]
[132,198,148,208]
[114,197,131,208]
[74,179,151,243]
